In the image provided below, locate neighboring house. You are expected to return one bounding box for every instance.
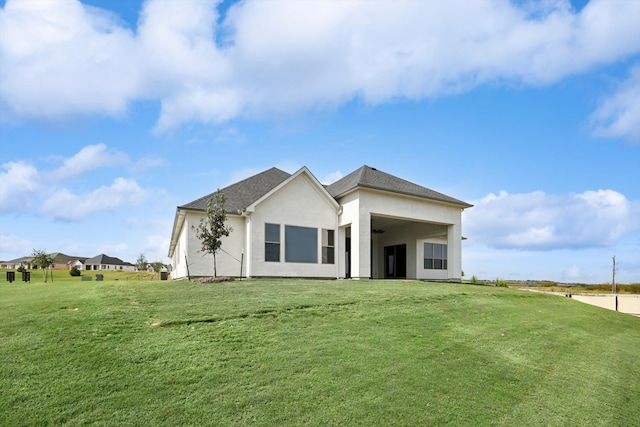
[70,259,86,270]
[1,256,33,270]
[169,165,472,281]
[1,253,86,270]
[84,254,137,272]
[48,253,87,270]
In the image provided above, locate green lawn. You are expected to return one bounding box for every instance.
[1,278,639,426]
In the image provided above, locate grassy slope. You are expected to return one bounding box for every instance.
[1,278,638,426]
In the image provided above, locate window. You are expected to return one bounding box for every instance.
[285,225,317,263]
[424,243,447,270]
[265,223,280,262]
[322,229,335,264]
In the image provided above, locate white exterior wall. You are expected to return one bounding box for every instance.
[169,172,467,281]
[247,173,338,277]
[84,263,137,272]
[172,213,245,278]
[337,192,362,278]
[416,238,449,281]
[338,189,464,281]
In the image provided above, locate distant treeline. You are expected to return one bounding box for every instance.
[510,281,640,294]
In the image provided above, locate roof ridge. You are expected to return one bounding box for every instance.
[179,167,292,213]
[180,167,288,208]
[356,165,368,185]
[327,165,471,207]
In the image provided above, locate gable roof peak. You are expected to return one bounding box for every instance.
[326,165,472,208]
[179,167,292,214]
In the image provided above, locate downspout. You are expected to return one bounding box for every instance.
[240,208,251,278]
[336,206,342,279]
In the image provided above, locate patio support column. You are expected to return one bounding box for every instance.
[447,223,462,281]
[354,211,371,279]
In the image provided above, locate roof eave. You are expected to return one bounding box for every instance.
[334,184,473,208]
[168,208,186,257]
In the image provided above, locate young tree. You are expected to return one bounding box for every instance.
[136,253,148,271]
[31,249,54,282]
[192,190,232,277]
[151,262,165,273]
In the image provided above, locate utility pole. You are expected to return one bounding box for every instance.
[612,255,616,295]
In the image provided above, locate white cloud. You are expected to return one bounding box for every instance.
[464,189,640,250]
[48,143,129,180]
[0,144,152,219]
[0,232,33,261]
[41,177,147,220]
[0,0,138,122]
[144,235,170,262]
[1,0,639,131]
[132,156,164,172]
[213,127,245,145]
[154,87,241,133]
[590,65,640,142]
[322,170,343,185]
[0,161,40,211]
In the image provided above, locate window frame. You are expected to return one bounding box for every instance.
[424,242,448,270]
[322,229,335,264]
[265,223,281,262]
[285,225,318,263]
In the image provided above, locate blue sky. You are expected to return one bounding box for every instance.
[1,0,639,283]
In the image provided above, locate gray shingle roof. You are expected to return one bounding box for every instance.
[85,254,129,266]
[49,252,87,264]
[326,165,472,207]
[180,167,292,214]
[180,165,471,214]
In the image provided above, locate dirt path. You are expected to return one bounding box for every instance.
[571,294,640,316]
[522,289,640,317]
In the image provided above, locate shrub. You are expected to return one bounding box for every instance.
[17,264,26,273]
[470,275,478,285]
[69,266,81,277]
[495,278,509,288]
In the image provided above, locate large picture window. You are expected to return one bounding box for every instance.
[322,229,335,264]
[265,223,280,262]
[424,243,447,270]
[285,225,317,263]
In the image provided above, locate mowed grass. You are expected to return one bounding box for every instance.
[1,277,639,426]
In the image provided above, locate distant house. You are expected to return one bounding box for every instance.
[48,253,87,270]
[1,253,86,270]
[168,165,472,280]
[84,254,136,272]
[70,259,86,270]
[0,256,33,270]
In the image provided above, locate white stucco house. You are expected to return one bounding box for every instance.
[84,254,137,272]
[168,166,472,280]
